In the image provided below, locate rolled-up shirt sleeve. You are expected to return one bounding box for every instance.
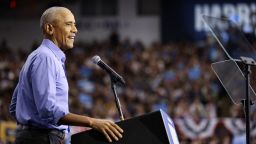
[9,83,19,120]
[31,54,67,126]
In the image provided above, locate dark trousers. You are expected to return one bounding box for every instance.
[15,128,65,144]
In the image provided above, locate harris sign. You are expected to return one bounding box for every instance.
[161,0,256,42]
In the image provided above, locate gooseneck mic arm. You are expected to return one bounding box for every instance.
[91,55,125,86]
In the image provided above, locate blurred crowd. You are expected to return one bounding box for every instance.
[1,33,256,143]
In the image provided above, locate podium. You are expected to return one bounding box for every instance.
[71,110,179,144]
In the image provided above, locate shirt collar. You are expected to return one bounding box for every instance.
[41,39,66,63]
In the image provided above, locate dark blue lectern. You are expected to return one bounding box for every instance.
[71,110,179,144]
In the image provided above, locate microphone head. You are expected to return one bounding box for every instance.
[91,55,101,64]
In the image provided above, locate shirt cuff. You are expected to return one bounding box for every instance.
[53,109,69,126]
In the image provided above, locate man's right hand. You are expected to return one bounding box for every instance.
[90,118,123,142]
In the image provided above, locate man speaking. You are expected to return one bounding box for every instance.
[9,6,123,144]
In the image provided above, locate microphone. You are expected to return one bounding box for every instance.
[91,55,125,86]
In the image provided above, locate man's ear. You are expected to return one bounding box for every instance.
[44,23,54,35]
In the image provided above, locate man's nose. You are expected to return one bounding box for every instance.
[72,25,78,33]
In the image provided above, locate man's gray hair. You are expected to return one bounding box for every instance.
[40,6,69,29]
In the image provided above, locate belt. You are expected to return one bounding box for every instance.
[17,124,65,140]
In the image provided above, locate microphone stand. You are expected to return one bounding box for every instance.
[111,78,125,121]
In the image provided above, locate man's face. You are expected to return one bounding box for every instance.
[51,10,77,51]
